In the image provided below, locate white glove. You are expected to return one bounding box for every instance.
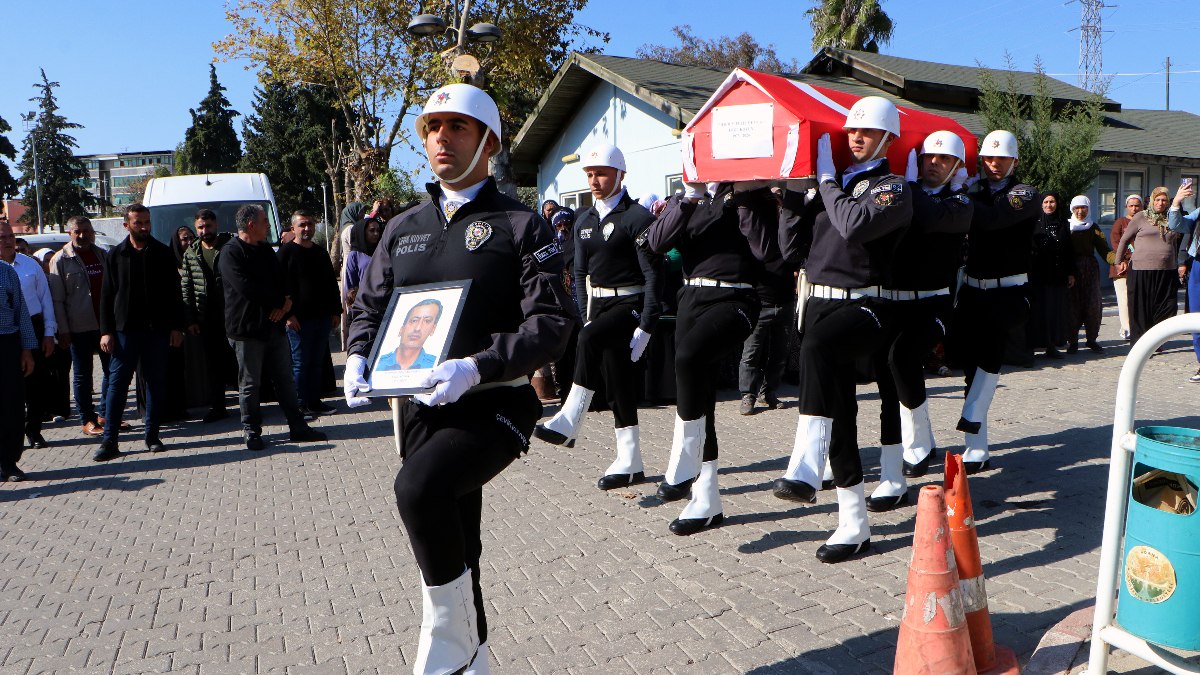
[343,354,371,407]
[733,180,769,193]
[904,149,919,182]
[964,173,980,189]
[683,182,707,200]
[414,357,481,407]
[629,327,651,362]
[815,133,835,184]
[950,167,969,192]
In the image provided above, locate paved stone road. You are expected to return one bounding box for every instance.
[3,310,1198,674]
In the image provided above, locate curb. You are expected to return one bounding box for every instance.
[1024,606,1093,675]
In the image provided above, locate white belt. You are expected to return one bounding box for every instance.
[686,277,753,289]
[590,285,643,297]
[809,283,886,300]
[887,287,951,301]
[963,273,1028,290]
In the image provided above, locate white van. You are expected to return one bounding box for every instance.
[141,172,282,245]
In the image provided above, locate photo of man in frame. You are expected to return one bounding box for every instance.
[375,298,442,371]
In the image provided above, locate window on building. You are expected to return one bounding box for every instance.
[1096,170,1119,227]
[560,191,593,211]
[1123,172,1145,207]
[665,174,684,198]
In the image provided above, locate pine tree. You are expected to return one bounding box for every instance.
[0,114,18,200]
[177,64,242,175]
[17,70,95,228]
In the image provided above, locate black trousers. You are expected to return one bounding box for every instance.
[951,284,1029,385]
[24,315,49,438]
[201,321,236,412]
[674,286,759,462]
[573,295,643,428]
[393,385,542,644]
[552,322,578,402]
[0,332,26,471]
[876,296,951,445]
[796,297,895,487]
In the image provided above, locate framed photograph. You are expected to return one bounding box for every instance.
[365,280,472,397]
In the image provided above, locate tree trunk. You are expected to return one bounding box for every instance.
[490,145,519,199]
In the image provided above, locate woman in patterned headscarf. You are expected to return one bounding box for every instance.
[1116,186,1184,342]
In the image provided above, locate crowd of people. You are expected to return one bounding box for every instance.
[4,80,1200,674]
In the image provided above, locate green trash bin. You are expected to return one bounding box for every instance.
[1116,425,1200,650]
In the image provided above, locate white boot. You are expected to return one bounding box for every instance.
[598,426,645,489]
[958,368,999,433]
[782,414,833,487]
[815,483,872,563]
[413,568,479,675]
[867,444,908,511]
[900,401,936,469]
[535,385,594,446]
[669,460,723,535]
[463,642,490,675]
[663,416,704,486]
[962,424,991,473]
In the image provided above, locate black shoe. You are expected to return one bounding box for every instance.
[963,458,991,475]
[4,466,26,482]
[244,431,265,451]
[1043,348,1063,360]
[1087,340,1104,353]
[956,417,981,434]
[27,433,47,449]
[669,512,724,536]
[771,477,817,504]
[903,448,937,478]
[532,424,575,448]
[656,478,694,502]
[146,438,167,453]
[821,478,835,490]
[1066,342,1078,354]
[763,395,784,410]
[815,540,871,563]
[201,409,228,424]
[866,491,910,513]
[93,440,121,462]
[738,395,755,416]
[306,400,336,414]
[597,471,645,490]
[289,426,327,443]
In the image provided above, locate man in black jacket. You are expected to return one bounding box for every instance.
[219,204,325,451]
[279,210,342,414]
[94,205,185,461]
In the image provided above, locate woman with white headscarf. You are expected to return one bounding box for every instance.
[1065,195,1113,353]
[1117,186,1183,342]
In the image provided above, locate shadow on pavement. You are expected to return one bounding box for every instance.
[0,475,165,503]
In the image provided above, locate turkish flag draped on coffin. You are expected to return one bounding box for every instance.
[681,68,979,183]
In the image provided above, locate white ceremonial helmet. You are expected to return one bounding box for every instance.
[581,143,626,173]
[415,83,503,156]
[843,96,901,137]
[920,130,966,162]
[979,130,1019,159]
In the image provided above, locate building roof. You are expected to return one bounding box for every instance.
[510,52,1200,184]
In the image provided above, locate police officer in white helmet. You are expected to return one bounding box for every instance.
[344,83,576,675]
[774,95,912,563]
[534,143,662,491]
[867,131,973,512]
[952,130,1040,473]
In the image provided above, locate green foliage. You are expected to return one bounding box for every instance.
[177,64,242,175]
[241,76,352,219]
[977,56,1106,200]
[371,168,418,205]
[17,70,96,228]
[516,186,540,211]
[0,115,17,199]
[807,0,894,54]
[636,25,801,74]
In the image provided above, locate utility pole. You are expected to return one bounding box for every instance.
[21,114,44,233]
[1165,56,1171,110]
[1069,0,1111,94]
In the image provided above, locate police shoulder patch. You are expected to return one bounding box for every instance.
[870,180,905,194]
[579,227,593,240]
[1007,194,1025,209]
[1009,187,1034,199]
[465,221,492,251]
[533,240,561,264]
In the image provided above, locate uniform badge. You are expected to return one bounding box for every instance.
[465,221,492,251]
[602,223,615,241]
[874,191,896,207]
[580,227,593,240]
[852,180,869,198]
[1007,194,1024,209]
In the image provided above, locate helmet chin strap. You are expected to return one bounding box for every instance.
[603,172,625,200]
[864,131,891,163]
[437,133,492,186]
[926,158,962,190]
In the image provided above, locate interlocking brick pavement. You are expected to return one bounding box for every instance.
[2,309,1198,673]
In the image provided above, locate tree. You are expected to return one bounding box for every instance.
[177,64,242,175]
[977,56,1106,200]
[124,166,173,206]
[16,70,95,229]
[636,25,800,74]
[240,76,351,218]
[215,0,607,198]
[0,115,18,200]
[807,0,894,53]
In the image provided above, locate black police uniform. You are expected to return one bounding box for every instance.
[876,183,972,457]
[779,160,911,491]
[647,184,775,469]
[570,190,660,428]
[346,177,575,646]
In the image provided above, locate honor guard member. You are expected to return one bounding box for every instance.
[868,132,973,512]
[774,96,912,563]
[645,178,776,535]
[343,83,575,675]
[533,143,662,490]
[953,130,1039,473]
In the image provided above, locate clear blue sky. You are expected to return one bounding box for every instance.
[3,0,1197,183]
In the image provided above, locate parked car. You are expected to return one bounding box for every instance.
[18,232,121,254]
[141,173,282,245]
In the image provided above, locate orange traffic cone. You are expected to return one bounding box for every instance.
[945,453,1020,674]
[894,485,977,675]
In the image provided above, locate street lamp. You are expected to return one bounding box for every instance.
[407,1,502,85]
[20,113,44,233]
